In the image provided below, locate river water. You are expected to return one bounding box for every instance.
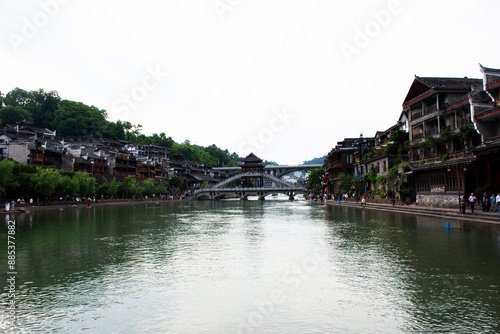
[1,198,500,333]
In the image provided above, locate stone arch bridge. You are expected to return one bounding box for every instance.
[193,172,308,200]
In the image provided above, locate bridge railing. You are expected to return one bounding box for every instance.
[194,186,307,196]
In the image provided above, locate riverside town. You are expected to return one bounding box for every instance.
[2,45,500,334]
[1,64,500,217]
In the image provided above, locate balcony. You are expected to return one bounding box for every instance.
[423,104,438,116]
[411,109,423,121]
[412,133,424,140]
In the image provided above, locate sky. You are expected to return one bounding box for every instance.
[1,0,499,165]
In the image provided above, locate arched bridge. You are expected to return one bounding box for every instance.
[193,172,307,200]
[193,187,307,201]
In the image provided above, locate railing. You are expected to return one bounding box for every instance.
[412,109,423,120]
[412,133,424,140]
[485,135,500,143]
[194,186,307,196]
[423,104,438,116]
[425,127,439,136]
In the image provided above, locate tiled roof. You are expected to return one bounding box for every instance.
[415,76,482,90]
[242,153,263,163]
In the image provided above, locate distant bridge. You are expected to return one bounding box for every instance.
[193,171,307,200]
[213,164,323,179]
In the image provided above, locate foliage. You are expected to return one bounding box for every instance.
[169,175,181,189]
[53,100,107,137]
[386,130,409,163]
[0,159,18,198]
[30,166,61,199]
[201,181,210,189]
[424,136,438,149]
[458,123,478,144]
[1,87,241,168]
[121,177,137,197]
[142,179,156,195]
[362,168,377,183]
[337,173,353,194]
[303,156,326,165]
[306,168,325,191]
[0,105,33,126]
[439,128,454,143]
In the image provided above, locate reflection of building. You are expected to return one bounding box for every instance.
[241,153,264,187]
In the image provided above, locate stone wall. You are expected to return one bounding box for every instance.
[416,193,460,208]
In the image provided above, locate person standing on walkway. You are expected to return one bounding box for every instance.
[461,195,467,215]
[482,193,490,212]
[490,193,496,212]
[497,193,500,212]
[469,193,477,213]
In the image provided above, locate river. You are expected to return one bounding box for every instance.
[1,198,500,333]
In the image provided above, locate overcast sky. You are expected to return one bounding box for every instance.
[2,0,499,165]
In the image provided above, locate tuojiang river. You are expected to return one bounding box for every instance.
[1,198,500,333]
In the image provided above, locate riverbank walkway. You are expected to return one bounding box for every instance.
[325,199,500,225]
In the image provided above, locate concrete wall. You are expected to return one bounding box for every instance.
[9,143,30,164]
[416,193,460,208]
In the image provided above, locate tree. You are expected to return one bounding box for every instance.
[53,100,107,137]
[5,88,61,129]
[156,181,170,194]
[122,177,137,197]
[169,175,181,189]
[0,159,18,198]
[30,167,61,200]
[74,172,96,196]
[142,179,155,196]
[0,105,32,125]
[60,175,80,197]
[306,168,325,191]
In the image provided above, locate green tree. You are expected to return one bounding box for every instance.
[60,175,80,197]
[97,178,110,197]
[156,180,170,194]
[169,175,181,189]
[30,167,61,200]
[5,88,61,129]
[0,105,33,125]
[143,179,155,196]
[122,177,137,197]
[53,100,107,137]
[306,168,325,191]
[109,178,121,197]
[0,159,18,198]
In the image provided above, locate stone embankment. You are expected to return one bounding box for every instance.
[326,198,500,225]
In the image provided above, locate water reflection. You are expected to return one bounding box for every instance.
[0,200,499,333]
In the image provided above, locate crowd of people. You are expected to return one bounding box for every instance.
[460,192,500,214]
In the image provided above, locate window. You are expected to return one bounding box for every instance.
[430,174,445,192]
[416,176,430,192]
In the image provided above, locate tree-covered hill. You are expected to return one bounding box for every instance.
[0,87,241,167]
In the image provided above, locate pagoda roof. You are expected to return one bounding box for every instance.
[242,153,263,163]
